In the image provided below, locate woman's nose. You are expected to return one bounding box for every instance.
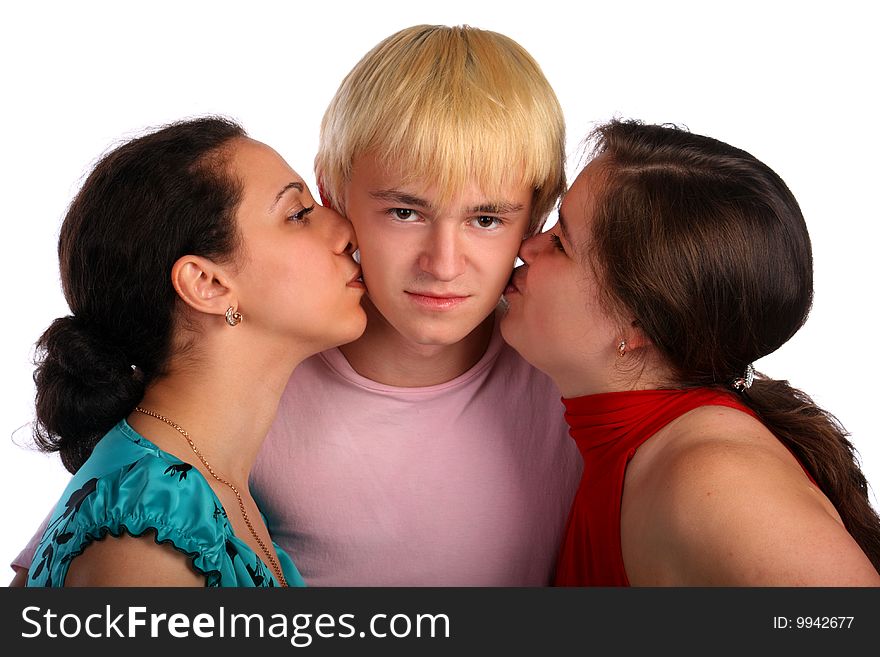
[324,207,358,255]
[518,232,544,263]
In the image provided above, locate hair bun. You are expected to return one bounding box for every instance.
[39,316,132,383]
[33,315,145,473]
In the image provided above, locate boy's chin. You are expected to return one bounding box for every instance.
[394,314,494,348]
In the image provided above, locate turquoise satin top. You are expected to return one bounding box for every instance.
[27,420,305,587]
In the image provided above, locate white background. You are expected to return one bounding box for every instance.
[2,0,877,576]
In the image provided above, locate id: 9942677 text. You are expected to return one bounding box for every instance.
[773,616,854,629]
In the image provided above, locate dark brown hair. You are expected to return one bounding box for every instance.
[587,119,880,571]
[33,117,246,473]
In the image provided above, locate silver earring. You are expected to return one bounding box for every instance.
[225,306,243,327]
[617,340,627,357]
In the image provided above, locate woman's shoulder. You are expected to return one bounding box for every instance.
[623,406,878,584]
[28,428,229,587]
[634,405,820,513]
[81,424,226,528]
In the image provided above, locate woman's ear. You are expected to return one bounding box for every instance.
[170,255,235,317]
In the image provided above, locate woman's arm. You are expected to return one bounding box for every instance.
[64,530,205,587]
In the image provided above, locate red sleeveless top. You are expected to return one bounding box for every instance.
[553,387,760,586]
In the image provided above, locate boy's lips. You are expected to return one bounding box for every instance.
[405,290,470,310]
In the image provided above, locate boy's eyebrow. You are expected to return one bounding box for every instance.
[270,181,304,211]
[470,202,524,215]
[370,190,524,215]
[369,189,431,208]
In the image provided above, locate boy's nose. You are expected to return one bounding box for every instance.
[419,227,466,281]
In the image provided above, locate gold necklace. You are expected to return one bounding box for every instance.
[134,406,288,587]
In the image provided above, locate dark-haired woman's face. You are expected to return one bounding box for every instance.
[500,159,620,396]
[226,139,367,353]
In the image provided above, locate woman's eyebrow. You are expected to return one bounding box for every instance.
[269,181,305,211]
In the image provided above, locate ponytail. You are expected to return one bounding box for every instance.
[743,377,880,572]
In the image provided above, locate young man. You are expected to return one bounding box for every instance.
[248,25,581,585]
[12,25,581,586]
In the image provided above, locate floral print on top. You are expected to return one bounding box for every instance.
[28,420,305,588]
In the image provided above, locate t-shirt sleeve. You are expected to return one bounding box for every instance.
[27,455,228,587]
[10,508,52,574]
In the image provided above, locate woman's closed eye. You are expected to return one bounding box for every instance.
[288,205,315,223]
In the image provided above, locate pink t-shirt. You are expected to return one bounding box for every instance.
[15,321,581,586]
[250,321,582,585]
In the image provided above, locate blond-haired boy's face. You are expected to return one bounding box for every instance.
[343,152,532,347]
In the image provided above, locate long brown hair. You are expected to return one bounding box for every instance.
[588,119,880,570]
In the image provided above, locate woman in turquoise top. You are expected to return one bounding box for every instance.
[27,117,367,586]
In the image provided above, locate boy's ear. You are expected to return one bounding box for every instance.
[316,172,333,209]
[171,255,235,317]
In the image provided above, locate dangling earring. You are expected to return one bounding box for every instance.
[225,306,243,327]
[617,340,627,358]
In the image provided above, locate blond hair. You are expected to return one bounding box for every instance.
[315,24,566,234]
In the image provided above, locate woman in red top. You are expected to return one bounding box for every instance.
[501,120,880,586]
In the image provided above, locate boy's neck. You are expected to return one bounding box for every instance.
[339,301,496,388]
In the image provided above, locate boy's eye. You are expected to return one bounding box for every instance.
[473,216,502,230]
[391,208,418,221]
[550,233,566,253]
